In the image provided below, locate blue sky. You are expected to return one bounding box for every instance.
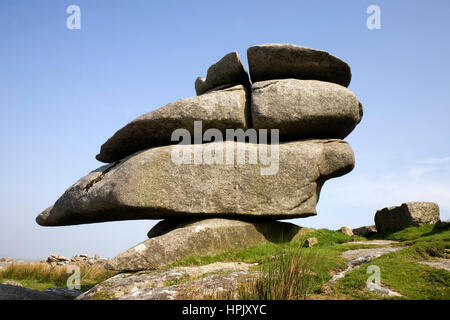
[1,1,449,260]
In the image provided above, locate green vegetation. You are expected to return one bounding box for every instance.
[170,224,450,300]
[170,229,367,267]
[335,222,450,299]
[2,223,448,300]
[0,262,115,292]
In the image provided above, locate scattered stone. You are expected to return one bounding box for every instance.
[106,219,308,271]
[375,202,440,233]
[352,225,377,237]
[251,79,362,140]
[195,52,251,95]
[45,254,107,266]
[37,139,354,226]
[78,262,257,300]
[247,43,352,87]
[337,226,354,237]
[96,85,249,163]
[303,237,318,248]
[47,254,70,263]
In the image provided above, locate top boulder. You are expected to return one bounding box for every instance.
[247,43,352,87]
[195,52,251,95]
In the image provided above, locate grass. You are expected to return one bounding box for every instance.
[170,229,364,267]
[3,223,447,300]
[238,246,319,299]
[0,262,115,292]
[168,229,380,299]
[168,224,449,300]
[335,223,450,300]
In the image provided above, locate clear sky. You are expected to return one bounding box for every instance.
[1,1,449,260]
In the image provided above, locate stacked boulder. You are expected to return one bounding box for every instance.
[36,43,363,271]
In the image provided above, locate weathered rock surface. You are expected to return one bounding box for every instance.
[37,139,354,226]
[42,287,83,299]
[251,79,362,140]
[418,258,450,272]
[96,85,249,163]
[247,43,352,87]
[303,237,318,248]
[0,284,69,300]
[375,202,440,233]
[195,52,251,95]
[106,218,309,271]
[329,246,403,285]
[352,225,377,237]
[78,262,257,300]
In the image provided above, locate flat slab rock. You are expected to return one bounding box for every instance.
[195,52,251,95]
[418,258,450,272]
[0,284,71,300]
[251,79,362,140]
[247,43,352,87]
[106,218,313,271]
[96,85,249,163]
[37,139,354,226]
[375,202,440,233]
[77,262,257,300]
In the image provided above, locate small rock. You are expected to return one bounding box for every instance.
[303,237,318,248]
[337,226,354,237]
[352,225,377,237]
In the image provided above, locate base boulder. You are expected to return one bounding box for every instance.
[106,218,311,271]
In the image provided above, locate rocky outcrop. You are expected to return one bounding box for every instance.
[78,262,257,300]
[251,79,362,140]
[37,139,354,226]
[46,254,107,267]
[247,43,352,87]
[195,52,251,95]
[375,202,440,233]
[0,284,70,300]
[96,85,249,163]
[37,44,364,295]
[106,219,310,271]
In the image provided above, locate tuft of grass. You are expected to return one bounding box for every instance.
[238,246,319,300]
[0,262,115,292]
